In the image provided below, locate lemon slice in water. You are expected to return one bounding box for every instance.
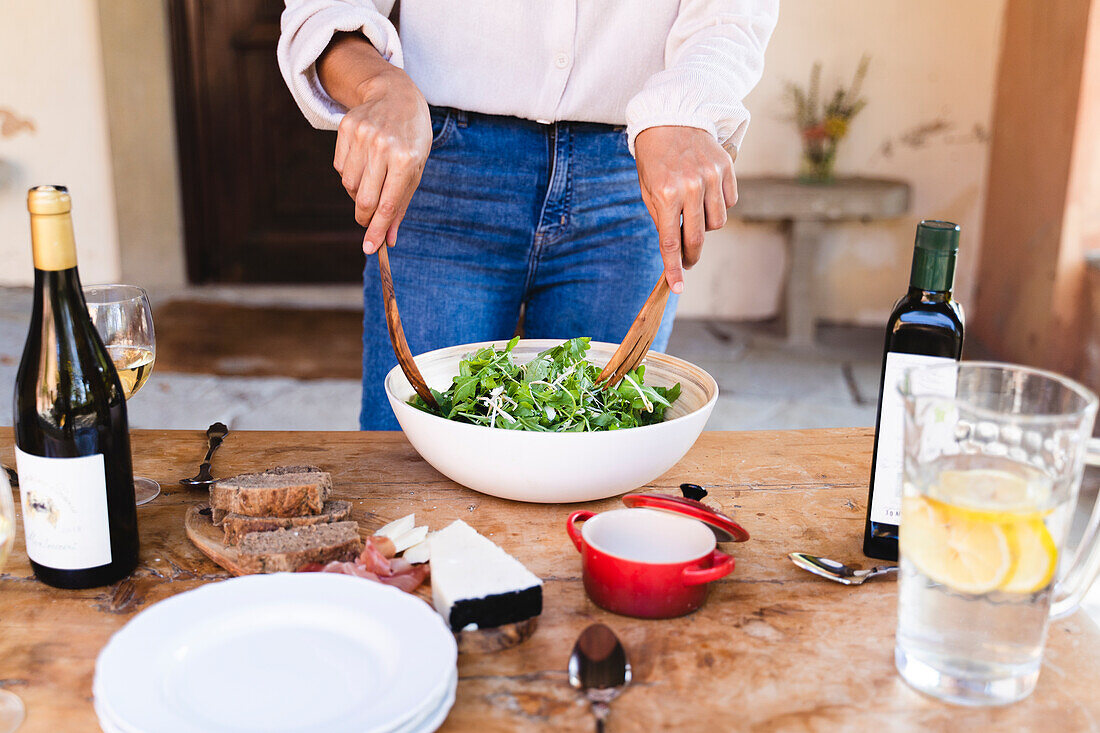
[932,468,1047,519]
[900,495,1013,594]
[1000,518,1058,594]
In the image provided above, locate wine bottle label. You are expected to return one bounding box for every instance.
[869,353,956,525]
[14,447,113,570]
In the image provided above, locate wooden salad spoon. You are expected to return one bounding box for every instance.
[597,273,672,388]
[377,245,439,409]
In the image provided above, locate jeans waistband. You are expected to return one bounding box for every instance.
[428,106,625,135]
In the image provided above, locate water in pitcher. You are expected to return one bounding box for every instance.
[895,453,1074,705]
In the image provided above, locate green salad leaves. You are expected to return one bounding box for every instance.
[409,337,681,431]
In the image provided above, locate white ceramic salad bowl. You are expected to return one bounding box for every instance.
[385,339,718,503]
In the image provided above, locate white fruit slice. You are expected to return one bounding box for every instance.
[376,513,415,541]
[392,525,429,554]
[403,536,432,565]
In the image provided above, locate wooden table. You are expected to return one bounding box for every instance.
[2,429,1099,732]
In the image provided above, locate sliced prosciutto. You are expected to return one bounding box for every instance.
[297,536,429,594]
[377,563,429,593]
[357,536,396,575]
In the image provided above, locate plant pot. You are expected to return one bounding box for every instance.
[799,141,838,184]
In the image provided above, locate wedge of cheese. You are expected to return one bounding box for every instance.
[430,520,543,632]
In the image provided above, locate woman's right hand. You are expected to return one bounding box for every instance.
[320,35,432,254]
[335,67,431,254]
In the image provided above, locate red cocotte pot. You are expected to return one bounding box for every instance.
[567,493,749,619]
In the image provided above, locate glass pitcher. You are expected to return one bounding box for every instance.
[895,362,1100,705]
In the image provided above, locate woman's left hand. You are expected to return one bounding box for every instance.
[634,126,737,294]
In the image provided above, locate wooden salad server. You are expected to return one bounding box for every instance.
[377,245,438,408]
[597,274,671,388]
[599,227,689,389]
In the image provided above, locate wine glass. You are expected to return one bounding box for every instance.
[0,471,26,732]
[83,285,159,505]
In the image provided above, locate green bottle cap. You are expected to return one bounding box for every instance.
[909,220,959,292]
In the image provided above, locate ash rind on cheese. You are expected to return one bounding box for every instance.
[430,520,543,632]
[448,586,542,632]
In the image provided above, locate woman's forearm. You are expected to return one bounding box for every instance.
[317,32,394,108]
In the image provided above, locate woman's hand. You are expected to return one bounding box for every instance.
[319,35,432,254]
[634,126,737,294]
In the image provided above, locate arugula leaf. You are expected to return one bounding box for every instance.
[408,337,682,431]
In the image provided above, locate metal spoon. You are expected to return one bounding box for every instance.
[788,552,898,585]
[179,422,229,489]
[568,624,631,733]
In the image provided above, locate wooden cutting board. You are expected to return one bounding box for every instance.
[184,504,389,577]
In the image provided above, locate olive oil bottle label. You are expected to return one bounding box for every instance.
[14,448,112,570]
[869,353,956,525]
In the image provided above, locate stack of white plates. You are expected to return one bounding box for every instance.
[94,573,458,733]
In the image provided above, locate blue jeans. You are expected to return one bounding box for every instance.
[361,108,679,430]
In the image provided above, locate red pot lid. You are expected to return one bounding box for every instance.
[622,493,750,543]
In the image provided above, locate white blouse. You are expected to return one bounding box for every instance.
[278,0,778,153]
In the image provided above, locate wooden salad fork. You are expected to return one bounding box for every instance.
[599,228,688,388]
[377,246,439,409]
[597,274,672,388]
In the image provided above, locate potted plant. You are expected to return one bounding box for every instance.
[787,56,869,184]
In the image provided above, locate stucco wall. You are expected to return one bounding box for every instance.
[0,0,120,285]
[678,0,1006,324]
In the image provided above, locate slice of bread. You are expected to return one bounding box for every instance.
[237,521,362,573]
[210,468,332,519]
[221,500,353,546]
[258,465,325,476]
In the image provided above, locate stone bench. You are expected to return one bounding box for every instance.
[733,176,911,345]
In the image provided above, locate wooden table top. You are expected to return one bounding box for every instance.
[2,428,1099,732]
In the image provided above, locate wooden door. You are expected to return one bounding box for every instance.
[169,0,363,283]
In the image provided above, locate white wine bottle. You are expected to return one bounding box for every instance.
[13,186,139,588]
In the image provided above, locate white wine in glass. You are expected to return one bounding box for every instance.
[105,345,155,398]
[84,285,159,505]
[0,471,26,732]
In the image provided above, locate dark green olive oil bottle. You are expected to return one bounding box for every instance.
[863,220,964,561]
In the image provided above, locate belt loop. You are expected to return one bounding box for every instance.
[455,109,468,128]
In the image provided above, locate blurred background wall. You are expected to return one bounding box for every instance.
[0,0,1007,325]
[680,0,1005,323]
[0,0,121,285]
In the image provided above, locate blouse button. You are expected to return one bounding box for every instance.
[554,53,570,69]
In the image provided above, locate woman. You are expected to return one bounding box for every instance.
[279,0,778,429]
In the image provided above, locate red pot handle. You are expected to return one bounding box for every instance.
[567,511,595,553]
[682,550,735,586]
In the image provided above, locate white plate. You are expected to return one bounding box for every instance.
[410,670,457,733]
[96,665,458,733]
[94,574,457,733]
[386,667,456,733]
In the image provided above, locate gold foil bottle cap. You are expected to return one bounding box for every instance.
[27,185,72,216]
[27,185,77,270]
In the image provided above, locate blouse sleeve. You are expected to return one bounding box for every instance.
[277,0,403,130]
[624,0,779,155]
